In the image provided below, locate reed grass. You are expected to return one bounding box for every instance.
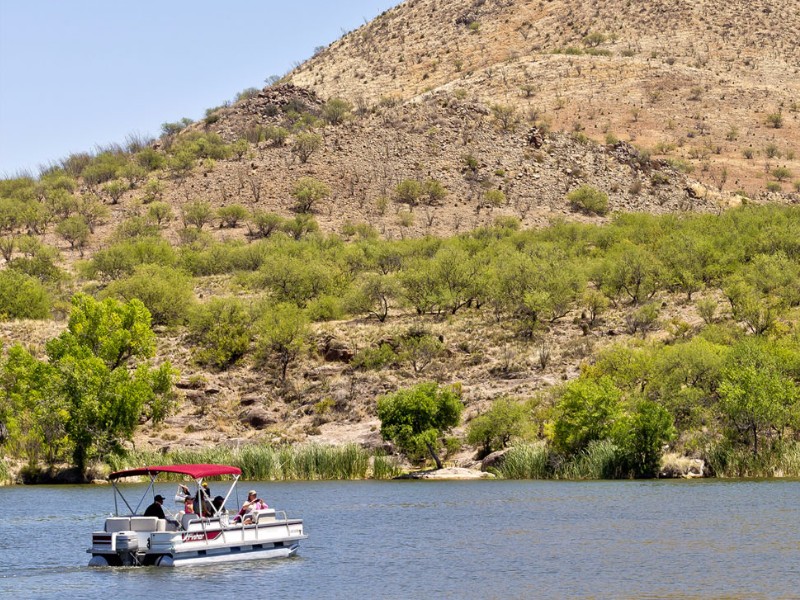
[371,453,405,479]
[558,440,624,480]
[107,443,384,481]
[496,442,551,479]
[0,459,10,484]
[707,441,800,478]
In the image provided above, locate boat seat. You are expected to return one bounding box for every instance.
[182,513,199,530]
[253,509,276,523]
[105,517,131,533]
[130,516,159,532]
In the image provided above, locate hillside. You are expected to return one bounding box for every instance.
[1,0,800,478]
[292,0,800,196]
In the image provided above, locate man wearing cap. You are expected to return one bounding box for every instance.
[144,494,167,519]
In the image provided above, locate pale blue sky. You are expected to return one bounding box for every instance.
[0,0,399,177]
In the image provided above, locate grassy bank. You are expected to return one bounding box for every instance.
[495,441,800,479]
[105,443,405,481]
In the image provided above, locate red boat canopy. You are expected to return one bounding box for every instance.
[109,464,242,480]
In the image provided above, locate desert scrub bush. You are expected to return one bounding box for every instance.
[171,131,231,160]
[394,179,422,207]
[765,181,782,193]
[248,210,285,238]
[352,343,398,370]
[771,166,792,182]
[291,132,323,163]
[147,201,173,227]
[181,200,215,229]
[421,178,447,205]
[0,269,51,319]
[321,97,353,125]
[262,125,289,146]
[81,151,128,186]
[291,177,331,213]
[281,214,319,240]
[188,297,252,368]
[101,264,194,326]
[484,189,506,207]
[86,236,176,280]
[217,204,249,228]
[566,185,609,215]
[766,113,783,129]
[490,104,519,132]
[134,147,166,171]
[55,215,90,252]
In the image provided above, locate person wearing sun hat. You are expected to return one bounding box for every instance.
[233,490,268,524]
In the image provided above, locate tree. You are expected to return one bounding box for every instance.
[45,294,175,471]
[377,382,463,469]
[612,399,675,478]
[291,177,331,213]
[718,338,800,456]
[188,297,252,369]
[292,132,323,163]
[551,376,623,455]
[0,344,66,465]
[56,215,90,253]
[255,303,309,382]
[466,397,530,458]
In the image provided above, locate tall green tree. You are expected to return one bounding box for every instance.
[718,338,800,456]
[377,382,463,469]
[466,397,530,458]
[45,294,175,472]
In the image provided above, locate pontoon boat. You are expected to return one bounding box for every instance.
[87,464,307,567]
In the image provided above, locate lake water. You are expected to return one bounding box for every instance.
[1,479,799,599]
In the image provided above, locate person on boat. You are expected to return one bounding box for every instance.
[233,490,268,524]
[196,482,215,516]
[144,494,166,519]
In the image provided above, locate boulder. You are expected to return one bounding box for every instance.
[481,449,508,472]
[239,407,276,429]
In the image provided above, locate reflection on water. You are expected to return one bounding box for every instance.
[2,479,800,599]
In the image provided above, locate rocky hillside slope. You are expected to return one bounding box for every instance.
[291,0,800,196]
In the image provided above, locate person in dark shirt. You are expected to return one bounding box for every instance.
[144,494,166,519]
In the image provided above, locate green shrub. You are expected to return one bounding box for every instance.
[218,204,249,228]
[321,98,353,125]
[188,297,252,368]
[101,264,194,326]
[395,179,422,207]
[466,397,530,458]
[352,343,398,370]
[0,270,51,319]
[567,185,609,215]
[291,177,331,213]
[291,132,323,163]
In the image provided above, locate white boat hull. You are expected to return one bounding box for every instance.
[89,512,307,568]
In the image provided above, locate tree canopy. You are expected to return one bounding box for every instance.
[377,382,463,469]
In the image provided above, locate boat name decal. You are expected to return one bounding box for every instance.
[182,530,223,543]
